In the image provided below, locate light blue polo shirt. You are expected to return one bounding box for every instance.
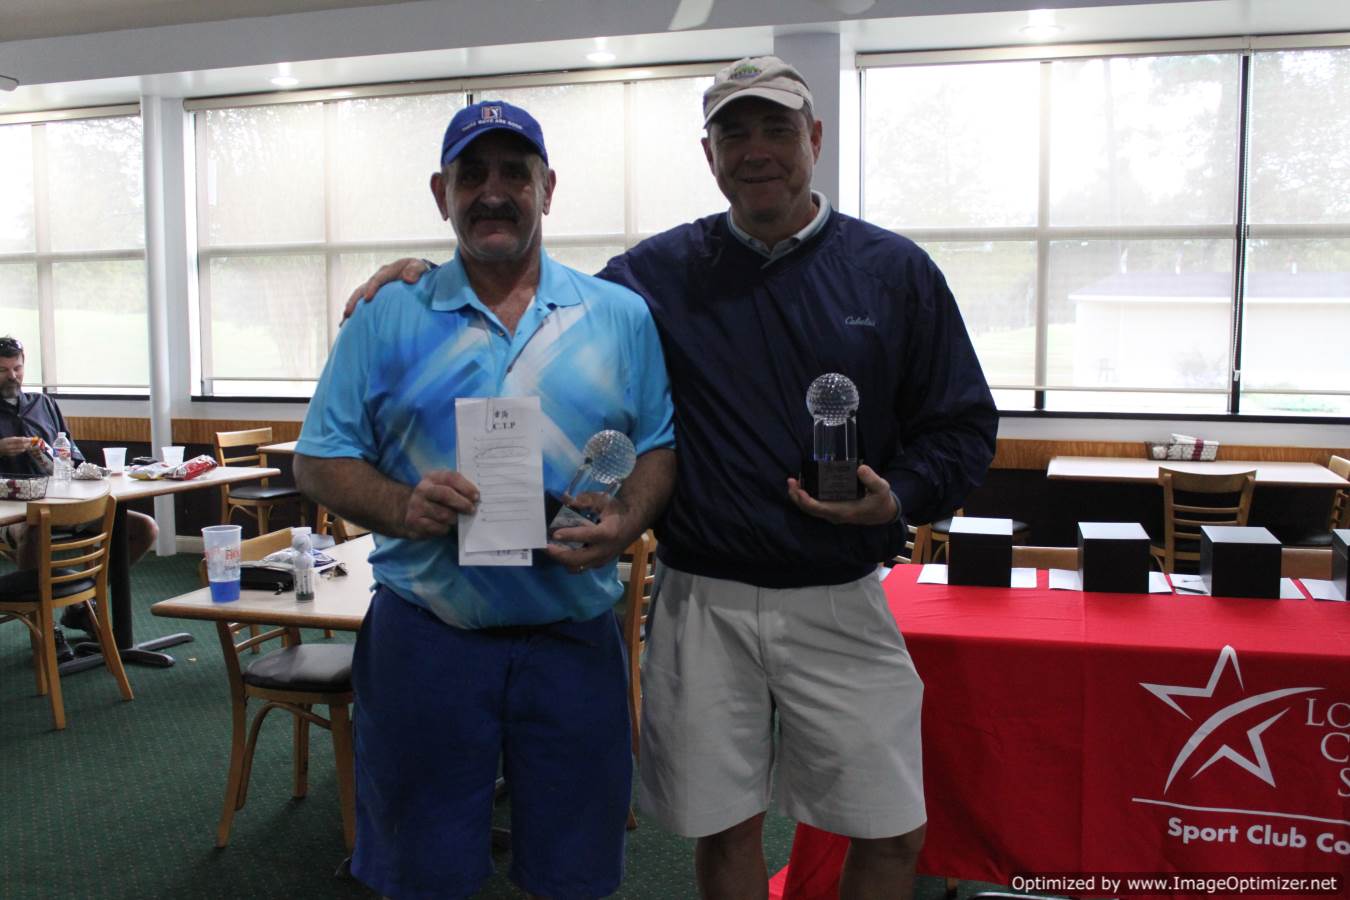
[297,250,674,628]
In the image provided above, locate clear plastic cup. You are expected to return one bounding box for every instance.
[202,524,242,602]
[162,446,185,466]
[103,447,127,474]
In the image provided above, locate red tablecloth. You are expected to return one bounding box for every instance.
[771,567,1350,899]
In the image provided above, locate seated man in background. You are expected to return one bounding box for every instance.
[0,335,158,659]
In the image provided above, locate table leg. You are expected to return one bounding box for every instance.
[65,502,194,672]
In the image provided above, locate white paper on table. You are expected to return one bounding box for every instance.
[1300,579,1347,602]
[1279,577,1304,600]
[917,564,948,584]
[1049,570,1171,593]
[458,545,532,567]
[1169,573,1208,595]
[455,396,548,554]
[1049,568,1081,591]
[1010,567,1037,588]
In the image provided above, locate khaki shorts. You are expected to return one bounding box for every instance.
[637,565,926,839]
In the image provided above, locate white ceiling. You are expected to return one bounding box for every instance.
[1,0,416,42]
[2,1,1349,115]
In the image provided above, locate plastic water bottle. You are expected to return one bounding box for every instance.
[292,532,315,602]
[51,432,73,483]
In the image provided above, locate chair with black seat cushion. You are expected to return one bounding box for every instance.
[214,427,304,535]
[1150,467,1256,574]
[925,509,1031,563]
[1282,455,1350,547]
[201,529,354,850]
[0,494,131,730]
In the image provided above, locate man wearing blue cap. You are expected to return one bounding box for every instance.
[294,100,676,899]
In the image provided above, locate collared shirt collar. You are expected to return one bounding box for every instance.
[726,190,831,266]
[428,249,582,314]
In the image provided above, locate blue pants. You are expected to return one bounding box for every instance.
[350,587,632,900]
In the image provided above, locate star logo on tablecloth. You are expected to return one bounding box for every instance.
[1140,645,1321,793]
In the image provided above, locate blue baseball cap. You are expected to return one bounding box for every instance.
[440,100,548,168]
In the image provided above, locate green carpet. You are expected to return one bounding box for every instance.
[1,552,1006,899]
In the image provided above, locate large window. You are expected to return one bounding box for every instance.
[864,44,1350,417]
[193,72,723,397]
[0,111,147,393]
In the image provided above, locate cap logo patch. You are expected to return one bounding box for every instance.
[481,105,503,122]
[729,64,762,80]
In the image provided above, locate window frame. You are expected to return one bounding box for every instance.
[859,32,1350,419]
[187,63,724,399]
[0,103,148,394]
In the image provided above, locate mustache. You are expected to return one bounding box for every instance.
[468,201,520,224]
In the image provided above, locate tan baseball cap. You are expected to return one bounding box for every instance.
[702,56,814,126]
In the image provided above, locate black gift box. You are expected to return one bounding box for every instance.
[1200,525,1281,599]
[948,516,1013,587]
[1332,529,1350,602]
[1077,522,1150,594]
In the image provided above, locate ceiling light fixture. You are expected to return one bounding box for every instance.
[586,50,616,63]
[1020,9,1064,41]
[270,75,300,88]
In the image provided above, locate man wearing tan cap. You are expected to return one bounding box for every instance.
[348,55,996,900]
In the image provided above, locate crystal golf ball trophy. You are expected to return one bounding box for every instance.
[803,373,861,501]
[548,430,636,548]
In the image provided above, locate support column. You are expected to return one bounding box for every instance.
[773,31,860,215]
[141,95,191,556]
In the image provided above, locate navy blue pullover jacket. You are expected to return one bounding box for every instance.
[0,392,85,476]
[599,209,997,588]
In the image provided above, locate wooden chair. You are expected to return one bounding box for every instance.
[1011,545,1079,570]
[1276,454,1350,547]
[619,530,656,830]
[214,428,304,534]
[0,494,132,730]
[1151,467,1256,574]
[1328,454,1350,530]
[315,507,369,543]
[890,524,931,565]
[1281,546,1333,580]
[200,528,355,850]
[925,509,1031,563]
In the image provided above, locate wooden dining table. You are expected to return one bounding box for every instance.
[150,533,375,631]
[1046,456,1350,487]
[0,466,280,671]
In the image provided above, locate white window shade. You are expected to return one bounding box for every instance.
[204,104,327,246]
[1049,55,1238,228]
[482,83,626,237]
[0,124,36,254]
[46,117,146,252]
[330,94,462,243]
[632,77,727,234]
[1249,50,1350,226]
[0,113,146,392]
[865,62,1039,230]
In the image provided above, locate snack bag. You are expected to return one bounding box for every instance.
[129,461,176,480]
[167,454,218,480]
[26,436,55,475]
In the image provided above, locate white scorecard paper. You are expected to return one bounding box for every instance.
[915,564,1037,588]
[1169,573,1304,600]
[1047,570,1172,594]
[455,396,548,559]
[1300,579,1347,602]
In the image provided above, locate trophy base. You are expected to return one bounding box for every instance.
[546,492,597,550]
[802,459,861,502]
